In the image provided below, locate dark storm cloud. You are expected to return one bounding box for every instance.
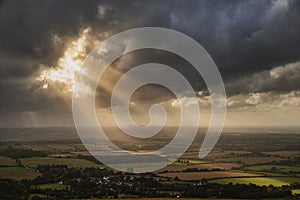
[0,0,100,76]
[0,55,39,78]
[1,0,300,79]
[0,0,300,122]
[226,61,300,95]
[0,0,174,77]
[0,77,70,113]
[169,0,300,77]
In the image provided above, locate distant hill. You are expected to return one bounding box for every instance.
[0,127,79,142]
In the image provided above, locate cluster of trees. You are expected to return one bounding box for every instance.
[0,179,30,199]
[181,183,292,199]
[33,165,114,185]
[0,146,46,159]
[0,165,296,199]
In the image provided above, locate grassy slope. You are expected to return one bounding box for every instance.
[0,155,16,166]
[245,165,300,173]
[209,176,300,187]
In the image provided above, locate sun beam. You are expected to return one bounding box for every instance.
[36,27,98,94]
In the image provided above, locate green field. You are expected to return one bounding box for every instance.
[180,159,207,164]
[215,156,284,165]
[47,144,76,151]
[245,165,300,173]
[32,183,69,190]
[21,157,103,168]
[0,156,16,166]
[209,177,300,186]
[0,167,40,180]
[169,159,207,166]
[29,194,47,200]
[292,189,300,195]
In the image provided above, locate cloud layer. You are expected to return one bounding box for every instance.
[0,0,300,126]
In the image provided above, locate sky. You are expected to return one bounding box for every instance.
[0,0,300,128]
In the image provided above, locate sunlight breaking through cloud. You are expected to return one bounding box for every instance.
[36,28,98,94]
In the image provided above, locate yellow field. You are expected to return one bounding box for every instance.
[210,177,300,186]
[158,171,262,180]
[292,189,300,195]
